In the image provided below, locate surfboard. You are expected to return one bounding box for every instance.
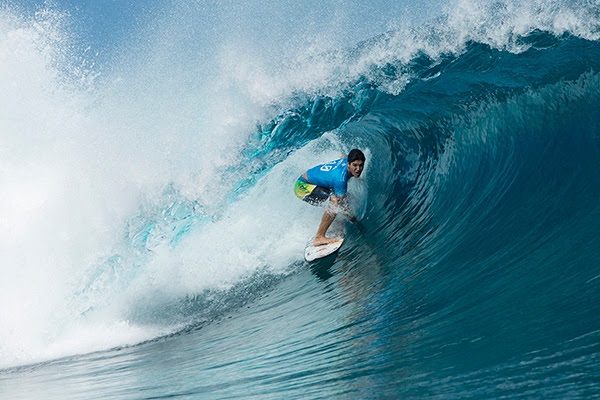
[304,238,344,262]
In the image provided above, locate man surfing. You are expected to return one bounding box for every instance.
[294,149,366,246]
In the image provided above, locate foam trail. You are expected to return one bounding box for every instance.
[0,2,359,367]
[0,7,201,366]
[0,8,154,366]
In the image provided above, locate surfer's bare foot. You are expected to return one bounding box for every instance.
[313,236,338,246]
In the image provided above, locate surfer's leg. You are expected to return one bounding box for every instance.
[314,208,338,246]
[306,186,333,204]
[314,197,342,246]
[294,179,332,205]
[294,178,337,245]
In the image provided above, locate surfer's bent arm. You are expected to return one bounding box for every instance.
[329,195,357,222]
[327,194,341,213]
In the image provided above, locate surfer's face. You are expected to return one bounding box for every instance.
[348,160,364,178]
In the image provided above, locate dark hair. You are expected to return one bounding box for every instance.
[348,149,366,163]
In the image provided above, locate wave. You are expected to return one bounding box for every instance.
[1,0,599,371]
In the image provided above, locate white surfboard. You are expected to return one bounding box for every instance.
[304,238,344,262]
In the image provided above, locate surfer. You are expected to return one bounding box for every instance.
[294,149,366,246]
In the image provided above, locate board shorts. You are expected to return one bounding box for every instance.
[294,176,333,205]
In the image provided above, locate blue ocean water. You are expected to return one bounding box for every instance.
[1,0,600,398]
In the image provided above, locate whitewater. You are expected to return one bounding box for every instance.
[1,0,599,398]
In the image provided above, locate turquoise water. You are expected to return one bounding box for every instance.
[1,0,599,398]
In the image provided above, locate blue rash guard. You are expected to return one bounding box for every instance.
[305,156,350,196]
